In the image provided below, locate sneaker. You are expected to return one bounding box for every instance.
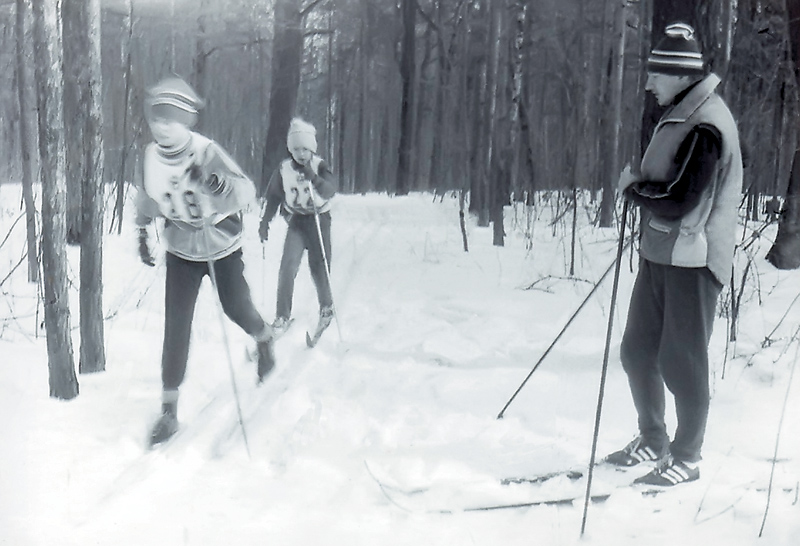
[605,436,665,467]
[633,455,699,486]
[256,339,276,383]
[149,403,179,446]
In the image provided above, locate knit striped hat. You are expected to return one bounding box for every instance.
[647,23,704,76]
[145,77,205,127]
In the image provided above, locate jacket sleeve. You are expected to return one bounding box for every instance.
[260,168,284,225]
[309,158,337,200]
[626,124,722,220]
[195,141,257,217]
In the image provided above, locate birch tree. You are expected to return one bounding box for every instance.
[31,0,78,399]
[62,0,106,373]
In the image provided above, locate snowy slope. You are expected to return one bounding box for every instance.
[0,186,798,545]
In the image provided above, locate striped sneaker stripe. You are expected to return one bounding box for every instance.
[631,446,657,462]
[662,466,690,484]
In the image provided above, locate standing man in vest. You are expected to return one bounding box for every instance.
[607,23,743,486]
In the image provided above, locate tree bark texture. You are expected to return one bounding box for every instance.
[68,0,106,374]
[396,0,416,196]
[31,0,78,399]
[599,0,627,228]
[766,0,800,270]
[259,0,303,199]
[15,0,40,284]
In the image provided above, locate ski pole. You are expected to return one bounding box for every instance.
[203,229,251,459]
[261,244,267,309]
[307,178,343,342]
[580,199,629,536]
[497,224,633,419]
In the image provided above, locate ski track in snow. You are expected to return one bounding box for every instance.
[1,189,799,545]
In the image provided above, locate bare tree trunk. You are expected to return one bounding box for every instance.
[16,0,39,284]
[470,6,490,224]
[428,0,447,191]
[767,150,800,269]
[31,0,78,400]
[766,0,800,269]
[509,0,525,202]
[487,0,504,246]
[192,0,211,132]
[396,0,416,196]
[62,0,86,245]
[73,0,106,374]
[259,0,303,198]
[326,1,335,164]
[112,0,134,235]
[599,0,627,228]
[354,14,368,193]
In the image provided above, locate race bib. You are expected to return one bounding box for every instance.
[144,148,210,227]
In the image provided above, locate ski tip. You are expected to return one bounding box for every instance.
[306,332,316,348]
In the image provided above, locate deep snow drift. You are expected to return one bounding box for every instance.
[1,187,798,545]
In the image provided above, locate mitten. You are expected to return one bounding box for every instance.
[186,162,203,183]
[301,163,316,182]
[138,227,155,267]
[258,218,269,242]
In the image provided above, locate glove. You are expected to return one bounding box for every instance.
[301,163,316,182]
[138,227,155,267]
[186,162,226,195]
[186,162,204,183]
[258,218,269,242]
[617,165,638,194]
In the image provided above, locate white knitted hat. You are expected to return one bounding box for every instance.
[287,117,317,153]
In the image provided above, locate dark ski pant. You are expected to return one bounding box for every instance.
[620,259,722,463]
[276,212,332,320]
[162,250,266,390]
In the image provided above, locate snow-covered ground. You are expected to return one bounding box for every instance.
[1,186,798,545]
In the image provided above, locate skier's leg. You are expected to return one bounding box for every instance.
[213,250,269,336]
[152,253,203,445]
[306,212,333,310]
[211,249,276,381]
[161,253,204,392]
[658,266,721,463]
[276,222,306,320]
[619,259,669,453]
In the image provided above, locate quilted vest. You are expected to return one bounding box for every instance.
[638,74,743,285]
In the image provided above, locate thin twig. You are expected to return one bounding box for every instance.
[758,325,800,537]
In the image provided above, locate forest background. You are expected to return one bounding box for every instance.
[1,0,800,396]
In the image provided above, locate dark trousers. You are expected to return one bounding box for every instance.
[162,250,266,390]
[276,212,332,320]
[620,259,722,463]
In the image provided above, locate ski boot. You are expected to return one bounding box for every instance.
[271,316,294,340]
[149,399,179,447]
[306,305,334,348]
[256,336,276,383]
